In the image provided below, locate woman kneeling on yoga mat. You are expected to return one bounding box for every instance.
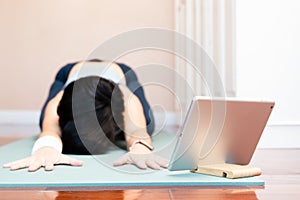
[3,59,168,171]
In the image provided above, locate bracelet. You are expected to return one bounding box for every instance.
[31,136,63,155]
[129,139,154,151]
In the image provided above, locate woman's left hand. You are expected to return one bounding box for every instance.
[113,144,169,170]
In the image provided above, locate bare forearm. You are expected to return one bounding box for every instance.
[39,91,63,141]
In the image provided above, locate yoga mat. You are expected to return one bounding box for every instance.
[0,132,264,188]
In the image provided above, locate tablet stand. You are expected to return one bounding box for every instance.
[191,163,262,179]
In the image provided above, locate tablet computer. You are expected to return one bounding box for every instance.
[168,96,274,171]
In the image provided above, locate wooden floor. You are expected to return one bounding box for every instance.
[0,125,300,199]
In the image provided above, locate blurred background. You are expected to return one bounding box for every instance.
[0,0,299,148]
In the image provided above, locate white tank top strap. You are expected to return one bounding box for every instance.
[64,63,126,88]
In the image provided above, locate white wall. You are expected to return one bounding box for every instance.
[236,0,300,147]
[0,0,174,111]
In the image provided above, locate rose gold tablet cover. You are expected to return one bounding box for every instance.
[168,97,274,171]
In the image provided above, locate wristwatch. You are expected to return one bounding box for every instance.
[129,139,154,151]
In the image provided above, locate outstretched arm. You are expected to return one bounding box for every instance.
[3,91,83,171]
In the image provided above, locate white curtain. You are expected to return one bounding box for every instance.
[174,0,236,111]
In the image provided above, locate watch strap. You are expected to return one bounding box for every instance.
[129,139,154,151]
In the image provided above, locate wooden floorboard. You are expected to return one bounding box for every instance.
[0,125,299,199]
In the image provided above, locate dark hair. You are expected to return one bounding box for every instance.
[57,76,124,155]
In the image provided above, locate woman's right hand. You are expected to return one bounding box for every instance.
[2,147,83,172]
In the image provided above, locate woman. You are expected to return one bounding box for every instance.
[3,59,168,171]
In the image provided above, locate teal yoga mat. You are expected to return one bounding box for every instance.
[0,132,264,188]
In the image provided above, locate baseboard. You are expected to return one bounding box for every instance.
[153,111,180,128]
[0,110,299,148]
[0,110,180,127]
[257,124,300,149]
[0,110,40,125]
